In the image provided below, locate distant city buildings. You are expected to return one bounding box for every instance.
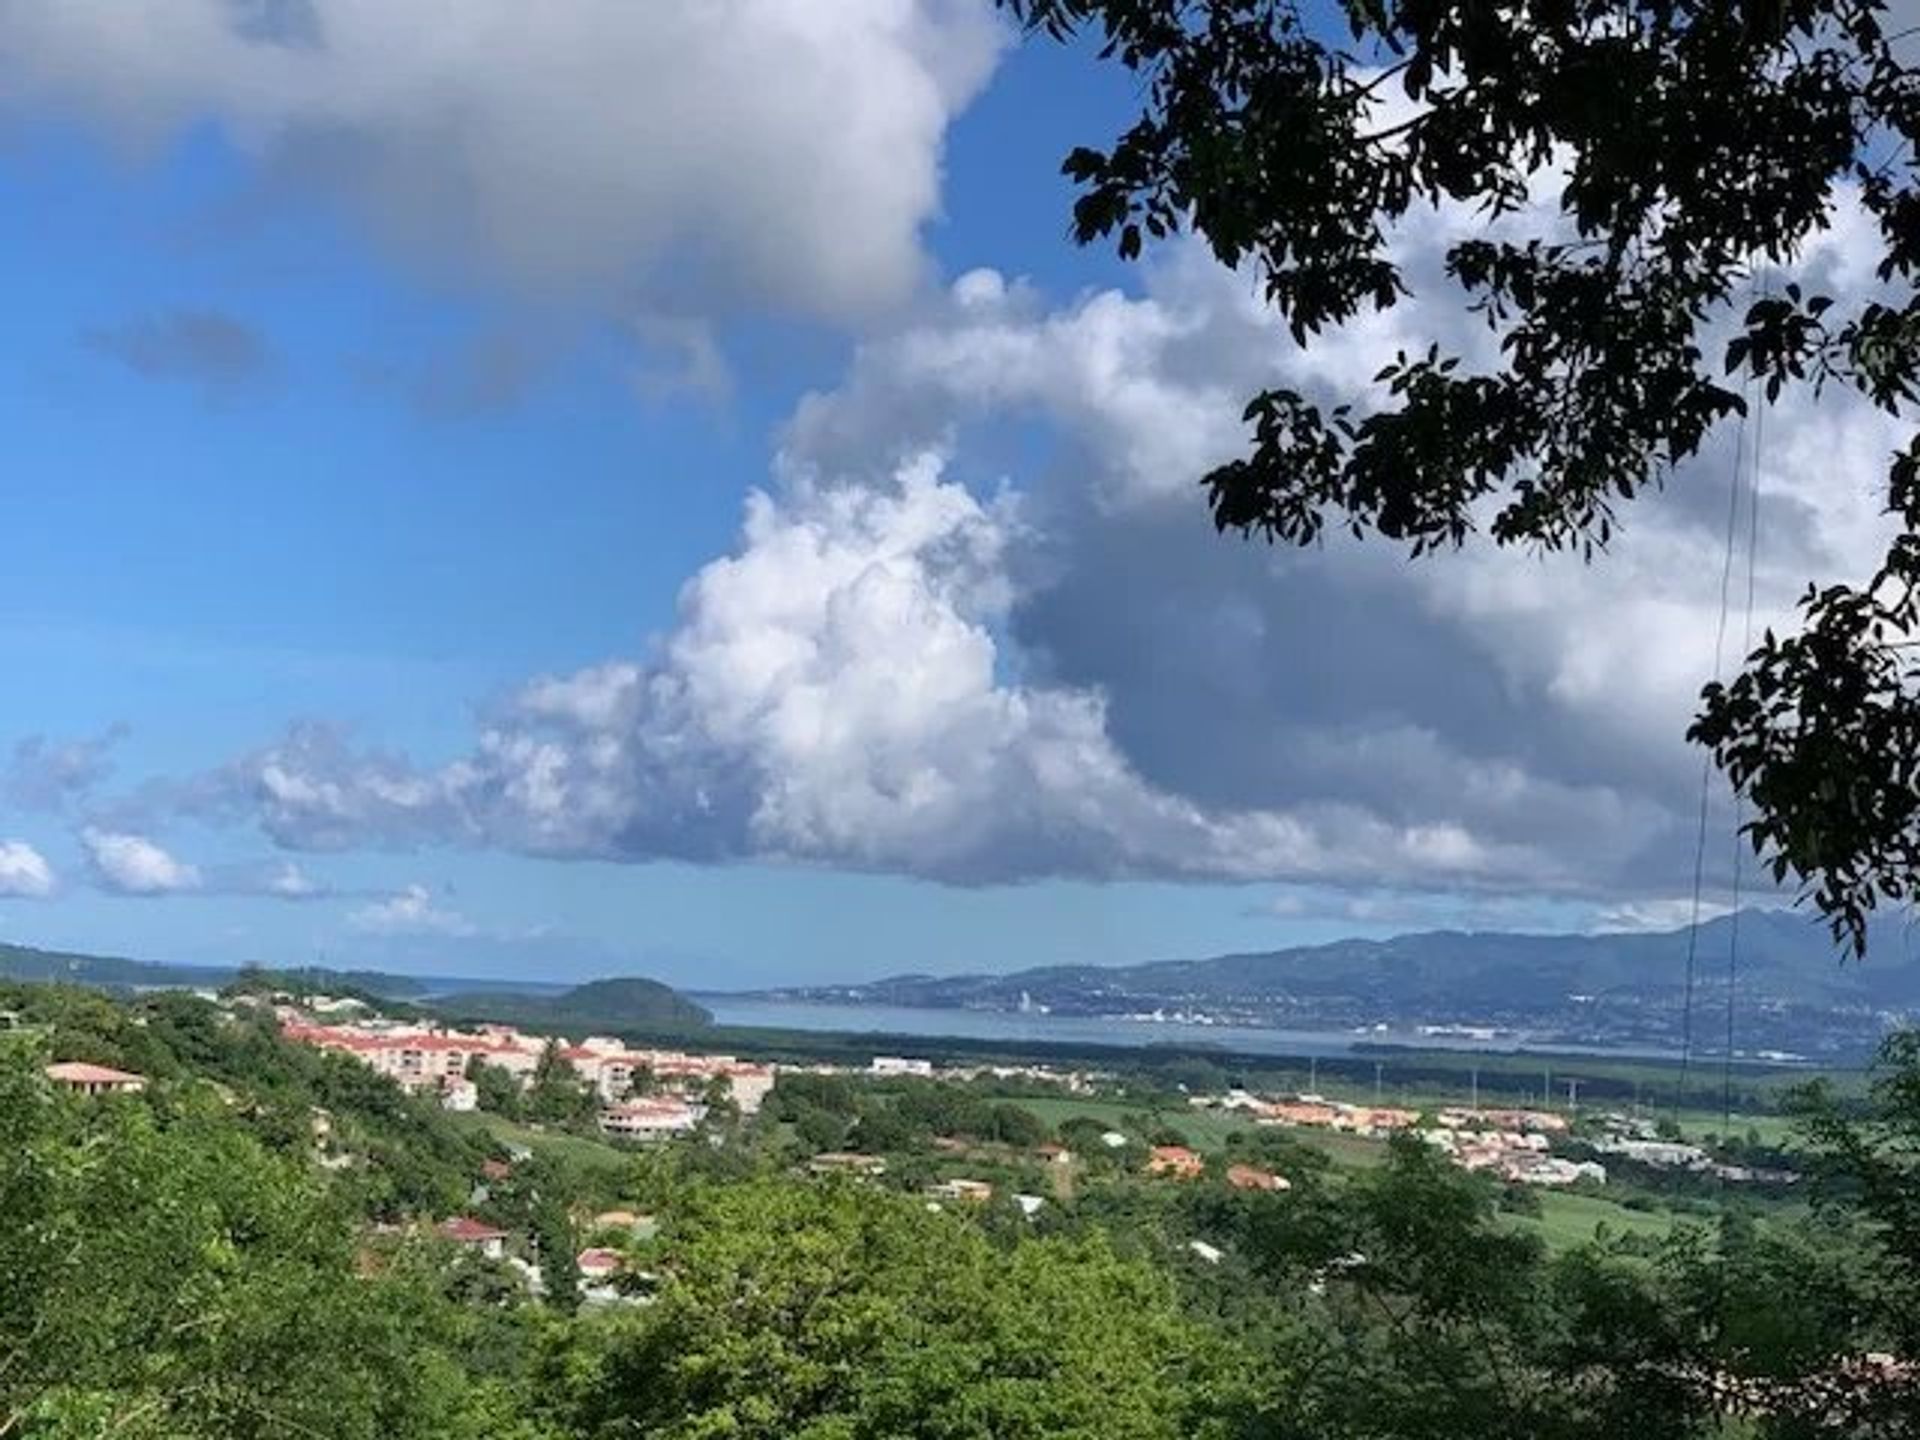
[275,1008,775,1129]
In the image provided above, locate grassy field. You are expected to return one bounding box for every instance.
[448,1111,633,1170]
[1512,1190,1689,1250]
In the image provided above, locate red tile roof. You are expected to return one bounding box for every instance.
[438,1217,509,1244]
[1226,1163,1289,1192]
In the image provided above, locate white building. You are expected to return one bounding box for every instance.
[870,1056,934,1078]
[598,1098,703,1142]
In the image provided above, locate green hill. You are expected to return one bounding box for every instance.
[437,975,712,1034]
[0,940,228,990]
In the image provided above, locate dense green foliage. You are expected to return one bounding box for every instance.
[6,980,1919,1437]
[0,939,227,990]
[0,1041,507,1439]
[541,1180,1243,1440]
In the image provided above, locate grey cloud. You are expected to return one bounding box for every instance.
[83,309,275,395]
[6,727,126,811]
[632,316,731,405]
[2,2,1005,324]
[356,329,547,419]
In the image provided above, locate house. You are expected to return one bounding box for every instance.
[597,1098,701,1142]
[1146,1145,1205,1179]
[870,1056,934,1077]
[587,1209,659,1241]
[44,1061,146,1096]
[809,1152,888,1177]
[926,1178,994,1203]
[438,1217,509,1261]
[1034,1143,1073,1165]
[1360,1107,1422,1133]
[1261,1100,1343,1128]
[1226,1163,1290,1192]
[575,1247,623,1281]
[1012,1193,1046,1218]
[480,1158,514,1183]
[1511,1158,1608,1187]
[440,1078,478,1112]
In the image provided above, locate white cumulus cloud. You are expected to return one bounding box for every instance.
[348,883,475,937]
[209,453,1555,891]
[0,841,56,898]
[0,0,1003,322]
[81,828,201,896]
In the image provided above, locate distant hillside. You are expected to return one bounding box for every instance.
[437,975,712,1033]
[0,944,450,1000]
[759,909,1920,1058]
[0,940,229,991]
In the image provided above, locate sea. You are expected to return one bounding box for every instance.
[696,996,1688,1062]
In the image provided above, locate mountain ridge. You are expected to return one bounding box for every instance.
[742,908,1920,1057]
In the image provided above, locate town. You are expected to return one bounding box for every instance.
[255,989,1797,1209]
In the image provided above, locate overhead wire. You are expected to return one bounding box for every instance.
[1677,281,1755,1123]
[1723,284,1767,1135]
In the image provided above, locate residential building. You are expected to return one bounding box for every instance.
[870,1056,934,1077]
[45,1061,146,1096]
[809,1152,888,1177]
[438,1217,508,1261]
[926,1178,994,1203]
[1226,1163,1290,1192]
[598,1098,702,1142]
[279,1016,773,1114]
[1595,1138,1709,1169]
[576,1247,622,1281]
[441,1078,478,1112]
[1146,1145,1205,1179]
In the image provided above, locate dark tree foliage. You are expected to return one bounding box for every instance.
[1002,0,1920,951]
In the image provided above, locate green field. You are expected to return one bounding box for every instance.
[448,1111,633,1170]
[1513,1190,1690,1250]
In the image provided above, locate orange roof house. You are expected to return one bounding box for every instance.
[1226,1163,1291,1192]
[1146,1145,1205,1179]
[45,1061,146,1096]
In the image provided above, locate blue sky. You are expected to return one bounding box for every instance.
[0,3,1876,986]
